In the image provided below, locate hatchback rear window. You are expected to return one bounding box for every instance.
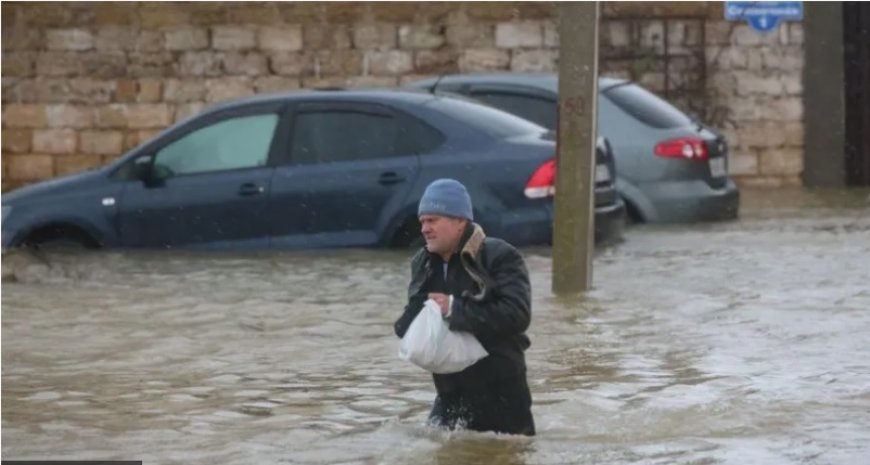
[603,84,693,129]
[471,91,557,130]
[425,96,546,138]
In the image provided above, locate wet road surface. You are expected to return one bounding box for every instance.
[3,189,870,464]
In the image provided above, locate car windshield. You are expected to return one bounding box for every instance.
[603,83,694,129]
[424,96,547,138]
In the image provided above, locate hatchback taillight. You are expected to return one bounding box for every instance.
[655,138,709,161]
[524,159,556,198]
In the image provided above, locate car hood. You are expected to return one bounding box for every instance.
[2,168,107,206]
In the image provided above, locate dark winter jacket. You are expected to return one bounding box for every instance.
[394,223,532,394]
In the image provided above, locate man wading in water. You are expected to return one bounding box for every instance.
[394,179,535,436]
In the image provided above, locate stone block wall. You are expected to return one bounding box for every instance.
[1,2,804,191]
[705,21,805,187]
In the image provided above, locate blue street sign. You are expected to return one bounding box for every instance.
[725,1,803,33]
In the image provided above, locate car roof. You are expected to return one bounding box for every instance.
[204,88,450,113]
[407,73,627,93]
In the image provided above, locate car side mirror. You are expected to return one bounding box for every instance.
[133,155,153,182]
[132,155,168,188]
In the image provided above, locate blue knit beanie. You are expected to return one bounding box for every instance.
[418,179,473,221]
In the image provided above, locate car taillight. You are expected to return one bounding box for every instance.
[525,159,556,198]
[655,138,709,161]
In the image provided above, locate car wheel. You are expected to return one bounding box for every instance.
[623,198,645,224]
[391,219,425,250]
[31,237,90,250]
[22,224,100,251]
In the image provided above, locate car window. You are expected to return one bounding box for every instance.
[425,97,546,138]
[398,116,446,155]
[290,110,402,164]
[471,91,557,130]
[603,83,693,129]
[153,114,278,177]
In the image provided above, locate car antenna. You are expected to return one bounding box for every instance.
[430,73,445,95]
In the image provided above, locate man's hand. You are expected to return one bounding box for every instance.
[428,293,450,316]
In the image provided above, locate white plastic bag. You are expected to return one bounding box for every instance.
[398,299,488,374]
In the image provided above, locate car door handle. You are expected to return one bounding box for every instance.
[238,183,265,196]
[378,172,405,185]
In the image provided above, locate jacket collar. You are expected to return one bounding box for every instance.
[429,222,486,264]
[460,222,486,261]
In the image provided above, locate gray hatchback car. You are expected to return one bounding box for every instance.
[407,73,739,223]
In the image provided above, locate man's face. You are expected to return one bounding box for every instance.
[420,214,467,255]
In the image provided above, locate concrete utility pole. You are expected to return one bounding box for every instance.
[552,1,600,294]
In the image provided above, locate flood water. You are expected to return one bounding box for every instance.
[3,189,870,464]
